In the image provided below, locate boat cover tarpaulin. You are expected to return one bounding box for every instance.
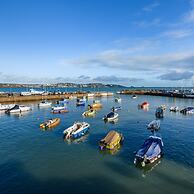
[101,131,120,145]
[136,136,163,160]
[107,112,115,118]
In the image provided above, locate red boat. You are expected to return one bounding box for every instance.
[139,102,149,109]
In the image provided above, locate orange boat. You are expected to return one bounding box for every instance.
[90,100,102,109]
[40,118,60,129]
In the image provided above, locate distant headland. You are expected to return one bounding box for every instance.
[0,83,127,88]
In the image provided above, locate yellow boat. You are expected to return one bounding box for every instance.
[89,100,102,109]
[82,109,96,117]
[99,130,123,150]
[40,118,60,129]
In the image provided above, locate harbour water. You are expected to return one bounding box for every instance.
[0,95,194,194]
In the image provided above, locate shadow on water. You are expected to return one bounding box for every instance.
[0,160,133,194]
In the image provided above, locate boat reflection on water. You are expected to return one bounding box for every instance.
[64,133,89,144]
[137,159,162,178]
[99,143,121,155]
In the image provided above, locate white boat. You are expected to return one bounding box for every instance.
[0,104,15,111]
[52,104,67,111]
[169,106,179,112]
[132,95,137,99]
[115,97,121,103]
[5,104,31,113]
[63,122,90,139]
[21,89,45,96]
[20,91,31,96]
[29,89,44,95]
[87,93,95,98]
[38,101,52,107]
[103,112,119,122]
[147,120,160,130]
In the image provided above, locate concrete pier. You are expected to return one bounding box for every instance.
[0,92,114,103]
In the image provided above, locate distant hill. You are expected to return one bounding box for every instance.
[0,83,127,88]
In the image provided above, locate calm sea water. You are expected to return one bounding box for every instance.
[0,95,194,194]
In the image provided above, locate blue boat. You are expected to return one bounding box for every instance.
[63,122,90,139]
[134,136,164,167]
[155,107,164,118]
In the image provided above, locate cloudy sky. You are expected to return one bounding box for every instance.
[1,0,194,86]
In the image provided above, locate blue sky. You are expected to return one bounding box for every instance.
[0,0,194,86]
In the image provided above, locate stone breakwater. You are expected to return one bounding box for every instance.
[0,92,114,103]
[120,90,194,99]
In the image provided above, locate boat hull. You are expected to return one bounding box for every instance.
[40,118,60,129]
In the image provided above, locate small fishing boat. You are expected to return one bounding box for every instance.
[159,105,166,111]
[147,120,160,130]
[40,118,60,129]
[76,98,86,106]
[5,104,31,114]
[169,106,179,112]
[103,112,119,122]
[99,130,124,150]
[38,100,52,107]
[180,107,194,114]
[82,109,96,117]
[139,102,149,109]
[155,107,164,118]
[0,104,15,111]
[111,106,122,112]
[115,97,121,103]
[91,100,102,109]
[63,122,90,139]
[134,136,164,167]
[51,104,68,114]
[132,95,137,99]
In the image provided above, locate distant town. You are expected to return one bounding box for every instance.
[0,83,127,88]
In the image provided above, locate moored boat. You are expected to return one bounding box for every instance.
[111,106,122,112]
[51,104,68,113]
[103,112,119,122]
[169,106,179,112]
[82,109,96,117]
[0,104,15,111]
[63,122,90,139]
[155,107,164,118]
[159,105,166,111]
[38,101,52,107]
[147,120,160,130]
[132,95,137,99]
[90,100,102,109]
[76,98,86,106]
[115,97,121,103]
[5,104,31,114]
[134,136,164,167]
[139,102,149,109]
[180,107,194,114]
[40,118,60,129]
[99,130,124,150]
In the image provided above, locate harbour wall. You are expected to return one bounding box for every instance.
[0,92,114,103]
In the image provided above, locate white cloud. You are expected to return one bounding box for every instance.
[162,29,193,39]
[134,18,161,28]
[61,49,194,76]
[142,1,160,12]
[183,0,194,22]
